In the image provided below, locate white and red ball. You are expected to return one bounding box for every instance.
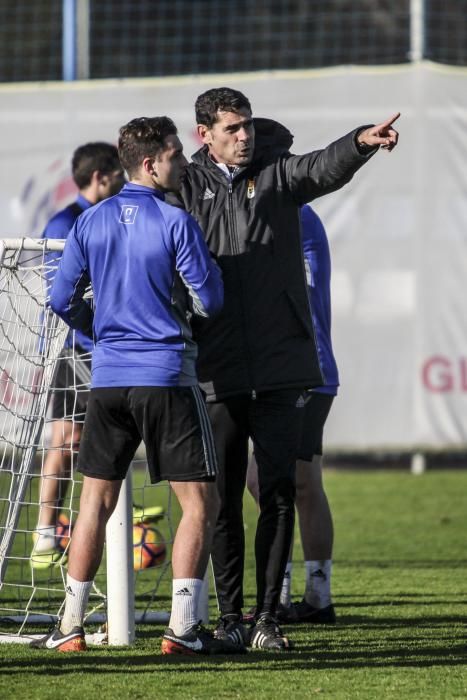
[56,513,73,552]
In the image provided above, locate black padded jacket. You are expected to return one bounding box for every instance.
[169,118,375,401]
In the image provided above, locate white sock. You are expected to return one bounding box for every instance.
[60,574,93,634]
[169,578,202,637]
[304,560,332,609]
[33,525,55,552]
[280,562,293,607]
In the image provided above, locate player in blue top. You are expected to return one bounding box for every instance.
[32,143,125,569]
[32,117,242,657]
[247,203,339,623]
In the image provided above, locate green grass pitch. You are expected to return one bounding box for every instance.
[1,469,467,699]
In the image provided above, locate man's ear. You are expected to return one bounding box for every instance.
[197,124,212,145]
[97,172,110,186]
[91,169,104,185]
[142,156,156,176]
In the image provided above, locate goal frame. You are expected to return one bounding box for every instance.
[0,238,215,646]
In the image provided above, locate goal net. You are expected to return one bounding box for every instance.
[0,238,175,645]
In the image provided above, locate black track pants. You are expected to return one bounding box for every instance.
[207,389,303,617]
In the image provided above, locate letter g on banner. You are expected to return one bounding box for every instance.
[422,355,454,393]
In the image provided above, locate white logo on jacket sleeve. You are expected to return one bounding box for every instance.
[119,205,139,224]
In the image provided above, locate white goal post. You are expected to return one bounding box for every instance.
[0,237,208,646]
[0,238,69,583]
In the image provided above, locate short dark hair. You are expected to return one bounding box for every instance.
[71,142,120,189]
[118,117,177,178]
[195,87,252,128]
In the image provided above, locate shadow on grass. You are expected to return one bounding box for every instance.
[334,601,467,610]
[336,592,467,600]
[332,614,467,628]
[3,636,467,675]
[335,559,467,568]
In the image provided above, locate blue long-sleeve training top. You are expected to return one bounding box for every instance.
[301,205,339,396]
[50,182,223,388]
[42,193,94,352]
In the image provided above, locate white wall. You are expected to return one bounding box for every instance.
[1,63,467,449]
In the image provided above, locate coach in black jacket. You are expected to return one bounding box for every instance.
[169,87,399,650]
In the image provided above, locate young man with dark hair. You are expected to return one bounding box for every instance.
[168,86,399,650]
[70,142,125,191]
[32,142,125,569]
[31,117,241,656]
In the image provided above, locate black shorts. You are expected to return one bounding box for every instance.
[50,349,92,421]
[297,392,334,461]
[77,385,218,484]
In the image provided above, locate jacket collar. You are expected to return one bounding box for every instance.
[122,182,164,200]
[76,193,94,211]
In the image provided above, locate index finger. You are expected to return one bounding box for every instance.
[380,112,401,128]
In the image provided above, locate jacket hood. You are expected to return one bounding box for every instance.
[252,117,293,158]
[191,117,293,166]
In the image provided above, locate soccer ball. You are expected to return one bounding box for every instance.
[56,513,73,552]
[133,523,166,571]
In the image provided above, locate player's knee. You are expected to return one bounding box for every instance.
[295,457,324,499]
[65,425,83,451]
[51,421,82,452]
[79,477,121,522]
[258,473,295,513]
[187,481,220,528]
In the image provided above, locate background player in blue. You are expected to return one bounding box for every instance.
[32,117,242,656]
[247,204,339,623]
[32,143,124,568]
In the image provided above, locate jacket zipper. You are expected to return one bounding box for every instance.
[228,182,240,255]
[227,179,255,398]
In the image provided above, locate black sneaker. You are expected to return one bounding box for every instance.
[161,623,247,656]
[250,614,292,651]
[30,623,86,652]
[214,614,251,647]
[279,600,336,624]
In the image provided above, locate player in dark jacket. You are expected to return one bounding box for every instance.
[169,87,399,650]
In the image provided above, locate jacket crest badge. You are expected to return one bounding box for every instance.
[246,179,256,199]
